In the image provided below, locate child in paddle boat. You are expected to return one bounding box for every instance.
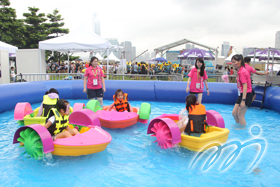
[44,99,79,141]
[177,95,198,133]
[179,94,207,135]
[107,89,133,112]
[36,88,59,117]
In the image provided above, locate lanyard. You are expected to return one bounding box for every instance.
[91,68,99,77]
[197,70,201,82]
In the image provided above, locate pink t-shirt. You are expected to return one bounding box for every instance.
[188,68,208,93]
[237,66,252,93]
[245,63,256,75]
[84,66,104,90]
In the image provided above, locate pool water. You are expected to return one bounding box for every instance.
[0,100,280,186]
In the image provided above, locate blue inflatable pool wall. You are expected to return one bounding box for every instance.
[0,80,279,114]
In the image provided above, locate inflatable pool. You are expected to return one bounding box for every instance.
[1,80,279,113]
[0,80,279,185]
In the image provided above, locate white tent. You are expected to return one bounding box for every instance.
[95,53,103,60]
[105,52,120,61]
[0,41,18,54]
[38,28,122,75]
[224,51,238,62]
[39,29,114,53]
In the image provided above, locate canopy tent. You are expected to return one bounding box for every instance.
[39,29,114,53]
[38,28,122,75]
[224,51,238,62]
[0,41,18,56]
[95,53,103,60]
[104,52,120,62]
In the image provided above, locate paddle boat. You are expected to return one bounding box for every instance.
[13,109,111,159]
[14,102,73,126]
[147,110,229,152]
[73,100,151,129]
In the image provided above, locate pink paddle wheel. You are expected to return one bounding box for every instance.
[150,120,174,149]
[147,116,182,149]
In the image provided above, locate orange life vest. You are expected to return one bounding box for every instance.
[184,103,207,135]
[113,93,130,112]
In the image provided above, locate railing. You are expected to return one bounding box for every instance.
[206,74,236,83]
[252,74,280,85]
[106,73,183,81]
[15,73,84,82]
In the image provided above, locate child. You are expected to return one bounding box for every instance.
[10,67,16,82]
[186,58,210,103]
[107,89,133,112]
[44,99,79,140]
[183,94,207,135]
[36,88,59,117]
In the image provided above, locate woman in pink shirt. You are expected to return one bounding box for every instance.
[83,56,106,107]
[232,55,253,125]
[186,58,210,103]
[244,57,269,102]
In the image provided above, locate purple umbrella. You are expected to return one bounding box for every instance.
[153,57,167,62]
[178,48,215,59]
[247,49,280,60]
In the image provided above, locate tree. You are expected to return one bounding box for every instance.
[45,9,74,63]
[23,7,49,48]
[0,0,25,48]
[47,9,69,38]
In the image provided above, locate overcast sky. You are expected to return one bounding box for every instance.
[9,0,280,58]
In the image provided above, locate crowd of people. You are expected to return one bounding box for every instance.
[125,61,183,75]
[46,60,86,74]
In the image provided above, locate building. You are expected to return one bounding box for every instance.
[221,42,230,57]
[275,31,280,49]
[92,13,100,36]
[185,43,194,50]
[150,51,155,59]
[106,38,121,58]
[144,52,150,61]
[132,46,136,60]
[120,41,132,61]
[166,51,180,63]
[242,47,255,57]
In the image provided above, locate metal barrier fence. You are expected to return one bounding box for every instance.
[15,73,84,82]
[14,73,237,83]
[207,74,236,83]
[106,73,183,81]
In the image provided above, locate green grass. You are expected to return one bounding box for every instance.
[49,74,69,80]
[109,75,158,81]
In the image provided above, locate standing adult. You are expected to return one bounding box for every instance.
[231,55,253,125]
[230,67,234,75]
[83,57,106,107]
[186,58,210,104]
[10,67,16,82]
[126,62,132,74]
[244,57,269,102]
[132,62,138,74]
[75,60,80,73]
